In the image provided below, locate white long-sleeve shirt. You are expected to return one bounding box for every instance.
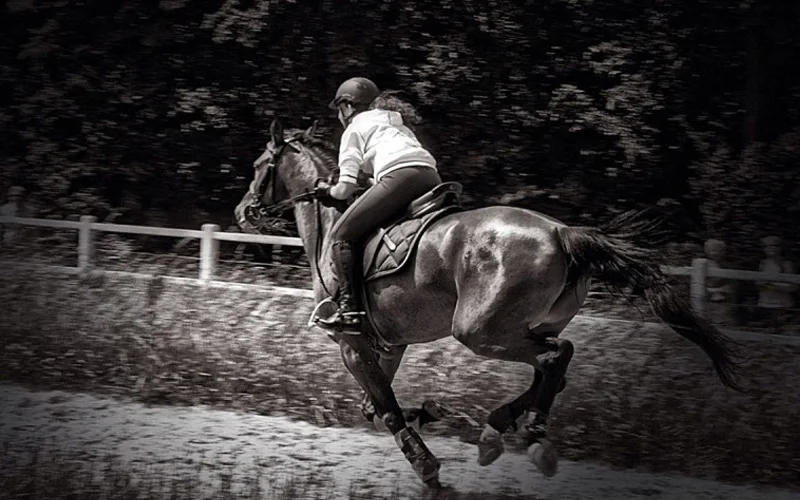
[337,109,437,184]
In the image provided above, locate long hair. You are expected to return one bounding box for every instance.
[369,90,423,127]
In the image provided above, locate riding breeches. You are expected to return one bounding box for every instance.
[330,165,442,244]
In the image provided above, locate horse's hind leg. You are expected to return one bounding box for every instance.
[520,337,574,477]
[473,337,572,472]
[450,232,575,471]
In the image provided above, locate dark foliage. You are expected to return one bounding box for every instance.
[1,0,798,265]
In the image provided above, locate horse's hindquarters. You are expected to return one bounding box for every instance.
[447,209,569,346]
[363,207,573,347]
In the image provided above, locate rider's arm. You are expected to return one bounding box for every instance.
[330,122,365,200]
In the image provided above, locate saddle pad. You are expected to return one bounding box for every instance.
[362,206,460,283]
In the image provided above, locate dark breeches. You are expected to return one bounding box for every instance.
[330,166,441,244]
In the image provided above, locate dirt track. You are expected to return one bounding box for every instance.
[1,383,796,500]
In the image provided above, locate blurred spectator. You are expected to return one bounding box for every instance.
[756,236,797,334]
[704,239,736,326]
[665,241,702,266]
[0,185,32,248]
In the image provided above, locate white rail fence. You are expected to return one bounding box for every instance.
[0,215,313,298]
[2,215,799,339]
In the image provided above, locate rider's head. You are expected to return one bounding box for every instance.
[328,77,380,128]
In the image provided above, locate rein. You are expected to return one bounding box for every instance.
[313,192,336,299]
[251,190,315,217]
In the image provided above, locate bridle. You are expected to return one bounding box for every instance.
[247,139,313,218]
[244,137,335,298]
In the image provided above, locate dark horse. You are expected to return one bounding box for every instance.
[235,119,743,489]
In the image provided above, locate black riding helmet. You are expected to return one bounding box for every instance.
[328,77,380,110]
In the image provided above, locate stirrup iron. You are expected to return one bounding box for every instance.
[310,299,363,334]
[308,297,337,327]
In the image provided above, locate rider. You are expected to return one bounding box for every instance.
[316,77,442,330]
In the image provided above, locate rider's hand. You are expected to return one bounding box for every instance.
[314,182,332,200]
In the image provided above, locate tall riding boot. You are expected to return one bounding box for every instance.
[318,240,364,330]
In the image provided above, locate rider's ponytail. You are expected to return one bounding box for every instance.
[369,91,423,127]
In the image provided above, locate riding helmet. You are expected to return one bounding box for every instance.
[328,77,380,110]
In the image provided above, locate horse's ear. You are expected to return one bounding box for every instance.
[303,120,319,141]
[270,118,285,145]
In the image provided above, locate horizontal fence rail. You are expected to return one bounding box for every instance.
[212,232,303,246]
[0,216,83,230]
[1,215,303,281]
[2,215,798,343]
[91,222,205,238]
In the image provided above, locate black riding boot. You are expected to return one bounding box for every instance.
[318,240,364,330]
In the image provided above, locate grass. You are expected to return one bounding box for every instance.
[0,268,798,492]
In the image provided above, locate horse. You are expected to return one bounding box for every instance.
[234,118,744,489]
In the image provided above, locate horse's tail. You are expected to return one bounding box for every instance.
[556,210,745,392]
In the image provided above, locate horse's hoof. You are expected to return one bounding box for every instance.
[528,438,558,477]
[422,399,457,420]
[477,424,504,466]
[358,398,376,423]
[372,414,389,433]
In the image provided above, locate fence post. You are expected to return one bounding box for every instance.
[200,223,220,283]
[690,257,708,316]
[78,215,97,273]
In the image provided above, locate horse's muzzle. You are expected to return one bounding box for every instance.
[239,203,277,234]
[233,203,255,233]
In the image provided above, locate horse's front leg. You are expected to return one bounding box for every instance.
[357,346,451,434]
[338,337,441,485]
[357,345,406,424]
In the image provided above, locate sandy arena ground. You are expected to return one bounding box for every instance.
[1,383,797,500]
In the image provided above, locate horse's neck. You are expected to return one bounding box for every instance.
[293,202,341,300]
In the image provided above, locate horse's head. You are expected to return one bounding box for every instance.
[235,118,337,233]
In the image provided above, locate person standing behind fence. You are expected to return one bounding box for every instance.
[756,236,797,334]
[704,238,736,326]
[0,186,30,248]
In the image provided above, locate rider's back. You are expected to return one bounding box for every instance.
[339,109,437,183]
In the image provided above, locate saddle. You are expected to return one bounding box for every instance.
[356,182,463,347]
[361,182,462,283]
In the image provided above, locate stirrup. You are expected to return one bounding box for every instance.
[317,311,363,324]
[308,297,337,327]
[320,309,364,325]
[313,304,364,333]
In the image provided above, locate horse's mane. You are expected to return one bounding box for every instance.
[286,128,337,173]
